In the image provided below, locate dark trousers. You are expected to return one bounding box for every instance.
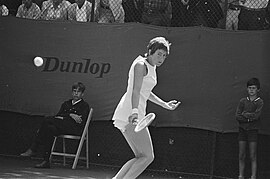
[141,12,171,26]
[171,0,189,27]
[122,0,142,22]
[31,116,81,161]
[238,8,267,30]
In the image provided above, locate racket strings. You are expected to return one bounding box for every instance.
[135,113,155,132]
[138,115,154,127]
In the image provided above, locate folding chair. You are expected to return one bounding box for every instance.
[50,108,93,169]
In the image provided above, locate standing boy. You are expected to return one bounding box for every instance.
[235,78,264,179]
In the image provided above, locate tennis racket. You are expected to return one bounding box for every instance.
[134,113,156,132]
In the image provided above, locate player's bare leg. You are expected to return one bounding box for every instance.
[113,123,154,179]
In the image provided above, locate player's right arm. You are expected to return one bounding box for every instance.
[129,62,146,123]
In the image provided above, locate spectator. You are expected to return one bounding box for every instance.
[67,0,96,22]
[35,0,44,9]
[238,0,269,30]
[187,0,224,28]
[171,0,190,27]
[0,0,8,16]
[235,78,263,179]
[39,0,70,20]
[16,0,41,19]
[97,0,125,23]
[97,0,114,23]
[225,0,241,30]
[135,0,172,26]
[266,1,270,29]
[20,82,90,169]
[122,0,141,22]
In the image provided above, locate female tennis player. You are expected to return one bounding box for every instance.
[112,37,181,179]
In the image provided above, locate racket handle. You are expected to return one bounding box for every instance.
[132,108,138,114]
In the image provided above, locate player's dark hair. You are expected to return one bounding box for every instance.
[147,37,171,56]
[72,82,86,92]
[247,78,260,89]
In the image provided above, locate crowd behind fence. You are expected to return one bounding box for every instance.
[0,0,269,30]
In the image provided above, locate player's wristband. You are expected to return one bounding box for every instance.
[132,108,138,114]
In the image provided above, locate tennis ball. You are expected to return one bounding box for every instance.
[33,56,43,67]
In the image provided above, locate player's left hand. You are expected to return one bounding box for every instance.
[164,100,181,110]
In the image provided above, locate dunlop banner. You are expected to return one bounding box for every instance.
[0,17,269,134]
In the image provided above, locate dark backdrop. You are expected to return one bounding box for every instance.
[0,17,270,134]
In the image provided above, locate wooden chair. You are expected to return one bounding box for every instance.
[50,108,93,169]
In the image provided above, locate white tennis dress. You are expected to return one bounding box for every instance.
[112,55,157,132]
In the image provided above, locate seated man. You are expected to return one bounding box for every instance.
[187,0,224,28]
[122,0,142,22]
[16,0,41,19]
[238,0,269,30]
[225,0,241,30]
[20,82,90,169]
[39,0,70,20]
[266,2,270,29]
[97,0,125,23]
[171,0,190,27]
[0,0,9,16]
[135,0,172,26]
[67,0,96,22]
